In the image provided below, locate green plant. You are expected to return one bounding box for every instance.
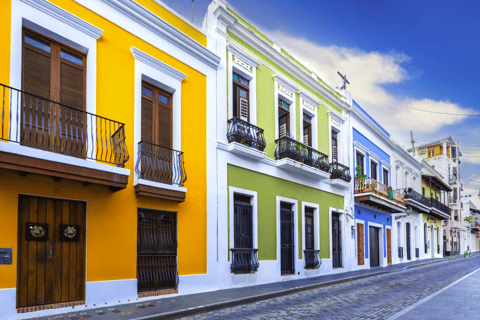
[465,216,474,224]
[355,166,367,179]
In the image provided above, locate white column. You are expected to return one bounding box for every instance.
[443,142,447,156]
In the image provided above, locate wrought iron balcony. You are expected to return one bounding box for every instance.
[329,162,352,182]
[355,177,405,206]
[401,188,431,208]
[431,198,450,216]
[415,248,419,258]
[0,84,128,166]
[135,141,186,187]
[304,250,321,269]
[230,248,259,274]
[398,247,404,258]
[275,136,329,172]
[227,117,266,152]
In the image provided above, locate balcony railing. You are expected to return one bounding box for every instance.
[135,141,187,186]
[230,248,259,274]
[275,136,329,172]
[227,117,266,152]
[431,198,450,216]
[355,177,405,205]
[304,250,321,269]
[0,84,128,166]
[329,162,352,182]
[398,247,404,258]
[401,188,431,208]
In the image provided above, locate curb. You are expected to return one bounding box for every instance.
[132,257,462,320]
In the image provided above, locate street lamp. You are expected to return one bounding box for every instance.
[405,206,413,216]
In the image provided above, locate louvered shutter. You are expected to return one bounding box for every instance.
[22,34,51,147]
[279,122,287,138]
[156,104,172,149]
[357,223,364,265]
[239,97,249,122]
[141,97,153,144]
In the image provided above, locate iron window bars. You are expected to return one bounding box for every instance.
[230,248,259,274]
[227,117,266,152]
[0,84,128,166]
[329,162,352,182]
[275,136,329,172]
[135,141,187,187]
[303,250,321,269]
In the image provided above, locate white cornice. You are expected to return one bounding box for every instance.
[328,110,345,124]
[22,0,104,39]
[381,160,391,170]
[369,151,381,163]
[214,6,351,113]
[273,74,300,93]
[352,106,395,149]
[98,0,220,69]
[354,141,368,154]
[299,91,321,108]
[130,47,187,81]
[227,43,260,68]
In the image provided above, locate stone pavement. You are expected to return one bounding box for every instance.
[31,253,478,320]
[391,265,480,320]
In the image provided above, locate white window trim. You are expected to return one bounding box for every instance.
[227,44,258,126]
[367,221,385,266]
[229,187,258,258]
[382,167,390,186]
[276,197,298,271]
[300,104,317,150]
[301,202,320,256]
[274,75,299,140]
[354,143,367,175]
[10,0,100,142]
[369,158,379,180]
[328,110,344,164]
[131,47,187,186]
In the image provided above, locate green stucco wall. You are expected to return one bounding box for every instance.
[228,165,344,260]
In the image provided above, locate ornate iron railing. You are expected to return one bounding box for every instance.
[304,250,321,269]
[230,248,259,274]
[0,84,128,166]
[275,136,329,172]
[400,188,431,208]
[355,177,405,205]
[329,162,352,182]
[415,248,419,258]
[431,198,450,215]
[227,117,266,152]
[398,247,404,258]
[135,141,186,186]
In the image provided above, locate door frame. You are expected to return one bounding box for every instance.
[329,209,344,269]
[301,202,320,254]
[367,221,384,268]
[356,219,366,266]
[229,187,258,260]
[16,194,87,308]
[276,197,298,276]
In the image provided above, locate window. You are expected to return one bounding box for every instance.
[304,207,315,250]
[453,188,458,202]
[428,147,435,158]
[278,98,290,138]
[233,194,253,249]
[356,152,364,175]
[370,161,378,180]
[454,210,459,221]
[331,130,338,162]
[141,82,172,149]
[303,113,312,146]
[453,167,457,179]
[451,146,457,159]
[422,187,425,196]
[383,169,389,186]
[232,72,249,122]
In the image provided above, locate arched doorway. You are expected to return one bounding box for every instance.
[430,225,435,258]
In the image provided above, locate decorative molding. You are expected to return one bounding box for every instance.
[217,141,266,160]
[274,74,299,99]
[228,43,260,69]
[299,91,320,112]
[369,151,381,162]
[214,6,350,112]
[233,55,253,72]
[381,160,391,170]
[354,141,369,154]
[100,0,220,69]
[21,0,104,39]
[130,47,187,81]
[328,110,345,124]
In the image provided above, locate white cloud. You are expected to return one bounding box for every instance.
[264,30,474,138]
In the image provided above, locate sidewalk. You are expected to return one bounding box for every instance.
[34,253,478,320]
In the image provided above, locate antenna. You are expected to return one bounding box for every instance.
[337,71,350,90]
[410,131,415,156]
[191,0,194,23]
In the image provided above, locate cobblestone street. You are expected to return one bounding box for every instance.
[182,256,480,320]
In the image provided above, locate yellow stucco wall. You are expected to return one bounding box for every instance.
[0,0,207,289]
[423,214,441,251]
[421,179,441,199]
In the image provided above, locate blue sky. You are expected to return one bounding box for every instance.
[160,0,480,193]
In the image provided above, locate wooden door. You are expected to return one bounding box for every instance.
[386,228,392,264]
[280,203,295,275]
[137,209,178,292]
[357,223,364,265]
[369,226,380,267]
[17,195,86,308]
[406,223,411,260]
[332,213,342,268]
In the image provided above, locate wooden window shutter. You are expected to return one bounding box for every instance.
[59,49,85,111]
[141,96,154,144]
[156,104,171,149]
[239,96,249,122]
[357,223,364,265]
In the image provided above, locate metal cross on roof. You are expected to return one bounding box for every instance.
[337,71,350,90]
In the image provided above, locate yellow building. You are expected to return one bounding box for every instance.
[0,0,219,318]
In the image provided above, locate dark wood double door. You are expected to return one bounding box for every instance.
[369,226,380,267]
[17,195,86,308]
[332,213,342,268]
[280,203,295,275]
[137,209,178,292]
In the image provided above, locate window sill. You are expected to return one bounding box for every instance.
[134,178,187,202]
[218,141,266,160]
[276,158,330,180]
[328,179,351,189]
